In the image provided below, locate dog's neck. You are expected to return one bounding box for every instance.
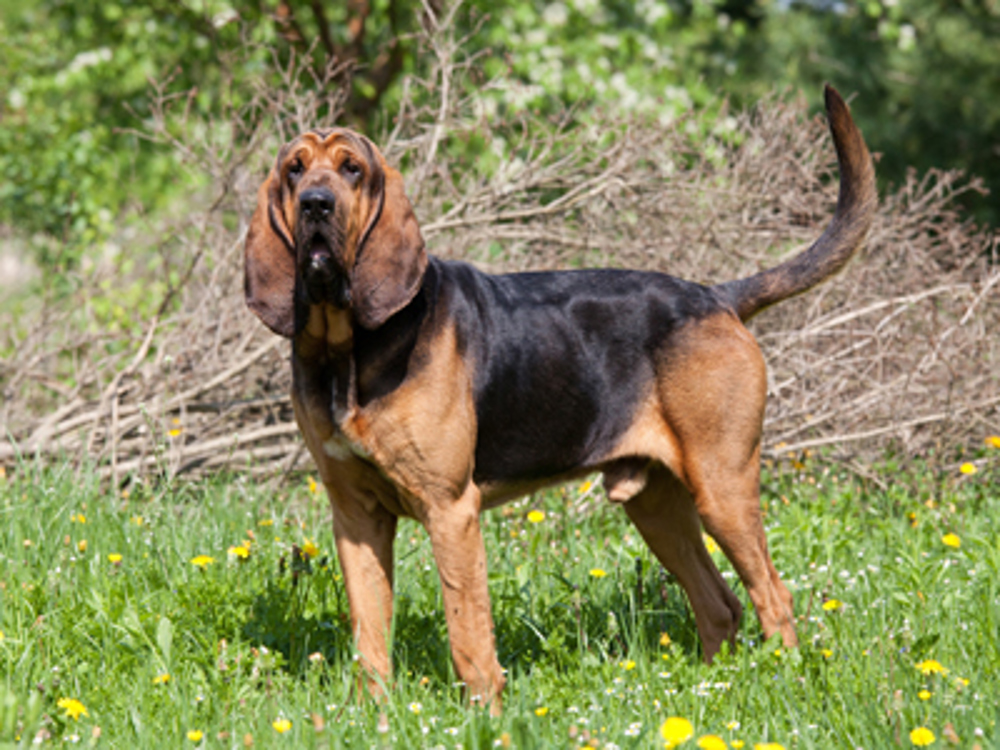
[299,303,353,352]
[292,270,432,419]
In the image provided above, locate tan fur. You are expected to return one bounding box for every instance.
[343,322,477,507]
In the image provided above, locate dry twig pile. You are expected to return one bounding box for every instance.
[1,25,997,484]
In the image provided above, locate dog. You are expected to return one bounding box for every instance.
[244,85,876,710]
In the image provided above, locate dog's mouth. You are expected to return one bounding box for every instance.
[302,232,351,308]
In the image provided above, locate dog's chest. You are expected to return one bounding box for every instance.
[321,423,371,462]
[292,350,373,463]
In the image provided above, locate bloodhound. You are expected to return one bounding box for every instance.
[244,85,876,710]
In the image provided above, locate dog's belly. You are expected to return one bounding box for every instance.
[471,342,647,485]
[472,385,630,483]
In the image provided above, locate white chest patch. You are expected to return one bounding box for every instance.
[322,434,370,461]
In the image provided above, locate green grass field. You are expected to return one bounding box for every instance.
[1,446,998,749]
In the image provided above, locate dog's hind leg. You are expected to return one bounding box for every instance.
[656,312,797,649]
[684,448,797,648]
[624,465,743,661]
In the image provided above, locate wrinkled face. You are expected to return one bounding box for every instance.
[276,129,380,308]
[246,125,426,338]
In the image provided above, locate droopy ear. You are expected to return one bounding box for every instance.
[244,165,298,338]
[352,156,428,330]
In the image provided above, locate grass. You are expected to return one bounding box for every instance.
[0,445,998,749]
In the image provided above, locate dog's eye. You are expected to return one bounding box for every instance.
[341,160,362,181]
[287,159,305,183]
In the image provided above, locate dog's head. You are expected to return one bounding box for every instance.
[245,128,427,336]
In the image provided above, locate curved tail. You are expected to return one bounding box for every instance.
[715,85,877,322]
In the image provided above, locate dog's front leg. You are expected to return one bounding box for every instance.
[423,482,506,714]
[327,487,398,697]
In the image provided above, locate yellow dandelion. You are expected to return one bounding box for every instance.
[258,519,274,527]
[77,540,88,553]
[821,648,833,659]
[959,462,977,475]
[822,599,842,611]
[731,743,745,749]
[909,727,934,746]
[307,476,319,494]
[190,555,215,568]
[589,568,607,578]
[131,516,144,526]
[153,673,170,685]
[579,480,593,493]
[57,698,88,721]
[660,632,672,647]
[187,729,203,742]
[300,538,319,558]
[703,534,720,555]
[986,435,1000,449]
[726,721,740,731]
[660,717,694,747]
[272,718,292,734]
[534,706,549,717]
[107,553,122,564]
[917,689,931,700]
[228,544,251,560]
[754,744,785,750]
[916,659,948,676]
[620,660,636,671]
[527,510,545,524]
[698,735,728,750]
[941,533,961,549]
[71,513,86,524]
[168,428,183,438]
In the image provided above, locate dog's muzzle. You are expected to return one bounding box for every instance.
[299,188,351,308]
[303,239,351,308]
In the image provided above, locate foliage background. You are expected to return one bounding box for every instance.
[2,0,998,279]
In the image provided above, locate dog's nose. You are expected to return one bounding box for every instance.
[299,187,335,220]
